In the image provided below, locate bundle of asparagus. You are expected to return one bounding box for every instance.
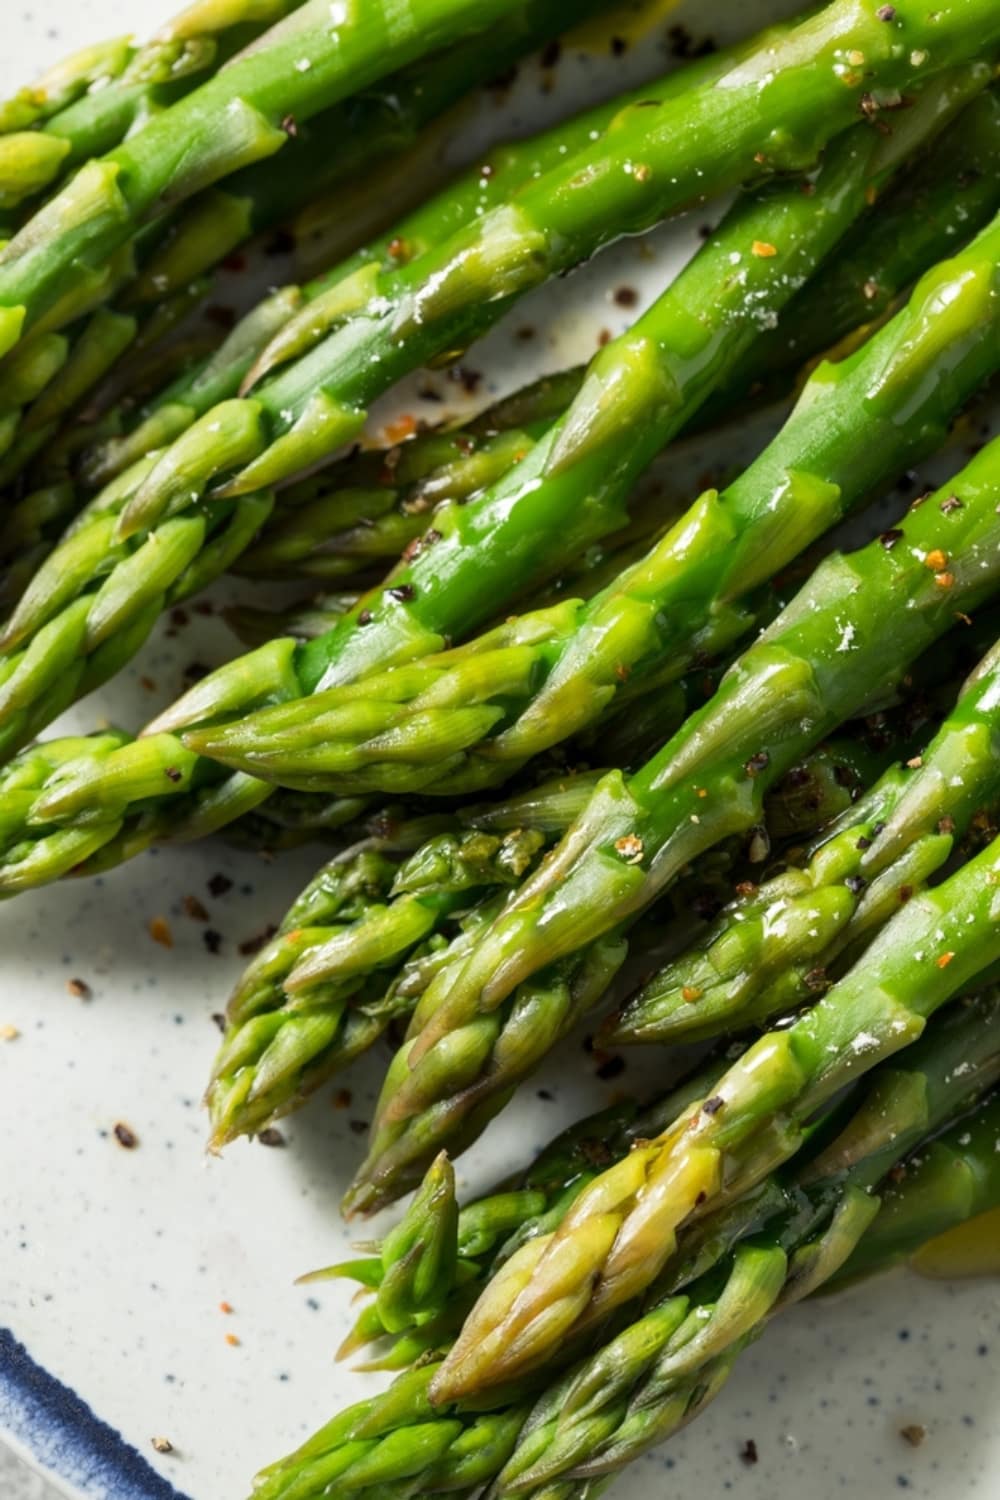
[5,3,1000,1497]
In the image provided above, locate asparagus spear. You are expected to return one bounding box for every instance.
[0,1,306,215]
[194,179,1000,798]
[109,1,1000,535]
[234,88,1000,590]
[343,431,1000,1218]
[0,0,606,491]
[0,0,531,355]
[248,996,1000,1500]
[611,637,1000,1046]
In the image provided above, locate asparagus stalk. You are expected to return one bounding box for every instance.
[248,995,1000,1500]
[193,173,1000,798]
[611,637,1000,1046]
[0,1,305,215]
[234,81,1000,599]
[108,1,1000,538]
[0,0,606,491]
[0,0,538,354]
[343,431,1000,1218]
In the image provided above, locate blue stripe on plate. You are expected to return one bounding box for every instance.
[0,1328,192,1500]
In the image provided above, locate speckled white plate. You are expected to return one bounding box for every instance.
[2,3,999,1498]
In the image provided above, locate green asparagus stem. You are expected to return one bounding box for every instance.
[610,637,1000,1045]
[430,808,1000,1401]
[110,1,1000,534]
[831,1087,1000,1286]
[194,140,1000,797]
[344,433,1000,1219]
[0,0,603,490]
[0,0,527,352]
[0,1,304,213]
[249,995,1000,1500]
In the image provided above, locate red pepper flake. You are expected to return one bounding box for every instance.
[149,917,173,949]
[219,1301,234,1315]
[614,834,644,863]
[935,952,955,970]
[384,414,417,444]
[751,240,777,259]
[934,571,955,589]
[114,1122,139,1149]
[681,986,703,1003]
[67,977,92,1000]
[924,548,948,571]
[898,883,914,903]
[225,1333,241,1347]
[183,895,209,923]
[386,237,409,261]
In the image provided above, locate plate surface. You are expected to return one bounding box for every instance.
[1,3,998,1498]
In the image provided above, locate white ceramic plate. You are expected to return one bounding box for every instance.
[1,3,998,1497]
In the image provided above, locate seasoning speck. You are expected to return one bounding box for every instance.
[225,1333,241,1347]
[114,1122,138,1149]
[151,1437,174,1455]
[613,285,638,308]
[258,1127,286,1148]
[0,1024,20,1042]
[740,1438,759,1466]
[751,240,777,258]
[615,833,644,863]
[67,977,92,1000]
[935,952,954,970]
[149,917,173,949]
[184,895,209,923]
[901,1425,926,1448]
